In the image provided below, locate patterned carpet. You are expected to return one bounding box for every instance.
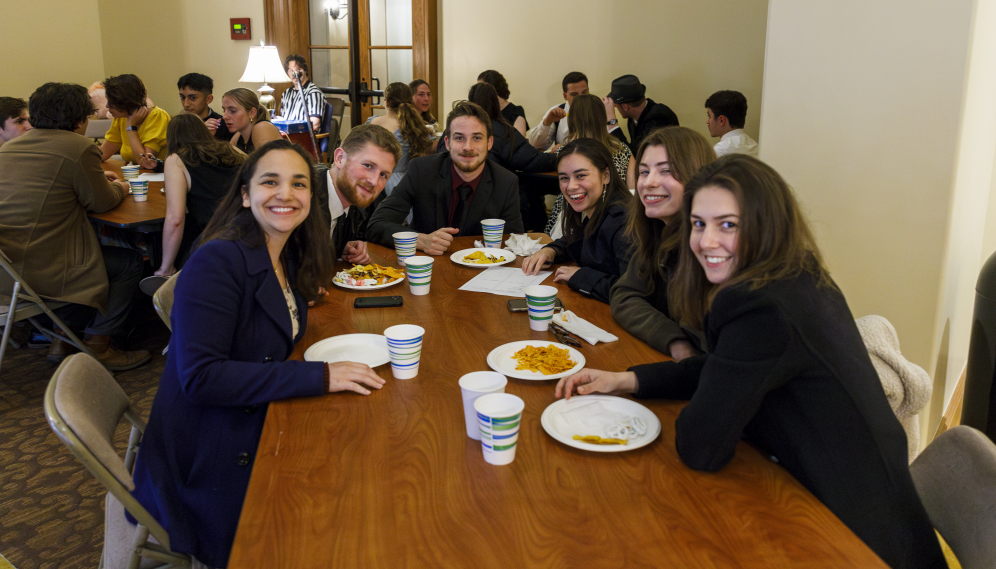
[0,319,169,569]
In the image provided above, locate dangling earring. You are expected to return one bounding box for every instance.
[602,183,608,202]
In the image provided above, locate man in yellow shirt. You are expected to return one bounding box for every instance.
[99,74,169,169]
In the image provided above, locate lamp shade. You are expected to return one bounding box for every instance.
[239,45,291,83]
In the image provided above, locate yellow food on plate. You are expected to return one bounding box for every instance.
[334,263,405,286]
[572,435,628,445]
[512,344,576,375]
[463,250,504,264]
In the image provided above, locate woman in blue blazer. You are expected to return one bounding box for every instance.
[131,140,385,568]
[555,155,946,569]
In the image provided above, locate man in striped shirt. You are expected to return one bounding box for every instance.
[280,54,325,132]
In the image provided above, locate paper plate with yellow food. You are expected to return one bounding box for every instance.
[541,395,661,452]
[332,263,406,290]
[486,341,584,380]
[449,248,515,268]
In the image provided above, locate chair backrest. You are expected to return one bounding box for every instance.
[319,101,337,155]
[910,425,996,569]
[44,354,172,547]
[153,272,180,331]
[325,95,346,149]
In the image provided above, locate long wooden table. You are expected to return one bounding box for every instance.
[88,159,167,267]
[228,236,887,568]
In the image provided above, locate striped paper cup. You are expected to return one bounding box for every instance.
[480,219,505,248]
[523,285,558,331]
[383,324,425,379]
[403,256,433,296]
[474,393,524,465]
[392,231,418,265]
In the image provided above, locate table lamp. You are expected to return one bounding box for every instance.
[239,41,290,115]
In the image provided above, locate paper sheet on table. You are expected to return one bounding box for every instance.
[134,173,165,182]
[459,267,550,296]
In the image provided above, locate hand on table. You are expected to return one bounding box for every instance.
[326,361,386,395]
[137,153,158,170]
[307,287,328,307]
[555,369,638,400]
[105,171,121,182]
[418,228,458,255]
[127,105,149,127]
[117,180,131,195]
[522,247,556,275]
[343,241,370,264]
[668,339,699,362]
[553,265,580,283]
[204,118,220,134]
[543,107,567,127]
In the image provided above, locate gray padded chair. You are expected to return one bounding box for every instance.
[910,425,996,569]
[44,353,190,569]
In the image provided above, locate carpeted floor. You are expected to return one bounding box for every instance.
[0,319,169,569]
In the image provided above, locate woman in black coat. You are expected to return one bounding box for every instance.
[521,138,631,303]
[556,155,946,569]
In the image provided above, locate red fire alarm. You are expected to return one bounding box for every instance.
[230,18,251,40]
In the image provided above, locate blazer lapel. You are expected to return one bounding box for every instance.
[244,244,294,348]
[438,155,452,230]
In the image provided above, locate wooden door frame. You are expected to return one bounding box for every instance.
[264,0,438,123]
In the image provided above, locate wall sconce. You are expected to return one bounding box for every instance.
[326,0,348,20]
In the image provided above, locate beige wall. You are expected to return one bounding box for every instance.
[2,0,106,99]
[438,0,768,144]
[760,0,996,443]
[2,1,264,116]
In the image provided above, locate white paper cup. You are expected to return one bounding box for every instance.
[384,324,424,379]
[121,164,140,180]
[459,372,507,440]
[481,219,505,248]
[130,180,149,202]
[392,231,418,265]
[524,285,558,332]
[474,393,524,465]
[404,256,433,296]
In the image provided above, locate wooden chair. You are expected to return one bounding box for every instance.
[910,425,996,569]
[45,353,191,569]
[1,248,92,376]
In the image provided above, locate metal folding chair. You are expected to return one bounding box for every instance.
[0,249,92,376]
[45,353,191,569]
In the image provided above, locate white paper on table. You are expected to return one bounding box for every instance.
[134,173,165,182]
[459,267,551,297]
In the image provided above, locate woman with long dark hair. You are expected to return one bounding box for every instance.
[131,140,384,567]
[477,69,528,136]
[609,127,715,360]
[522,138,632,303]
[556,154,946,569]
[155,114,246,277]
[545,94,635,238]
[367,82,435,195]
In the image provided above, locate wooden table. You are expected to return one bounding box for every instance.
[229,237,887,568]
[88,160,167,266]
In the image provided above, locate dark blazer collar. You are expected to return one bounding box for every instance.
[239,241,296,345]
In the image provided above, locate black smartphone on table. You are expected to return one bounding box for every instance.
[354,296,403,308]
[507,298,564,312]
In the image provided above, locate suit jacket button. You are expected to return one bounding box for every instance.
[237,452,251,467]
[263,356,273,363]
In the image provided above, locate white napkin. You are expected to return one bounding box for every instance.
[504,233,544,256]
[555,309,618,345]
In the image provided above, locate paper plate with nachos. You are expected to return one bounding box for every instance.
[332,263,406,290]
[486,341,584,380]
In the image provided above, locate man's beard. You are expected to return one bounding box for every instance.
[335,169,378,208]
[453,151,486,174]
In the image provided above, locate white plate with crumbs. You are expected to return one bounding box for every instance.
[450,248,515,268]
[541,395,660,452]
[304,334,389,367]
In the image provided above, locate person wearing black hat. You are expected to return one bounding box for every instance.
[603,74,679,153]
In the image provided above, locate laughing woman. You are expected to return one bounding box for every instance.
[130,140,384,568]
[555,154,946,569]
[610,127,715,360]
[521,138,632,303]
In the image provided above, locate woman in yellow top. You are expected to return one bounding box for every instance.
[99,74,169,169]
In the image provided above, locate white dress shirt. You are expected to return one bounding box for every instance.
[527,101,571,149]
[714,129,759,157]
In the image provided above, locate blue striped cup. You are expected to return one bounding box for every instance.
[480,218,505,248]
[392,231,418,265]
[523,285,558,331]
[383,324,425,379]
[474,393,524,465]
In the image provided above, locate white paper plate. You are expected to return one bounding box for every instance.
[449,248,515,268]
[541,395,661,452]
[304,334,389,367]
[486,340,584,380]
[332,275,405,290]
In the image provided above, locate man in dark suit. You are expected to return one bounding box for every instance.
[366,101,524,255]
[316,123,401,263]
[603,74,680,153]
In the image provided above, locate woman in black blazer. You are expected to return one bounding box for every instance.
[556,155,946,569]
[522,138,632,303]
[131,140,384,568]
